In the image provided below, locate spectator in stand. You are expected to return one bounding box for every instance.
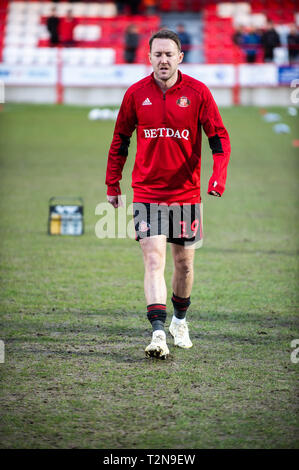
[124,24,139,63]
[60,9,77,47]
[117,0,141,15]
[176,24,191,63]
[47,7,60,47]
[143,0,158,15]
[116,0,126,14]
[242,27,261,63]
[233,25,245,46]
[287,25,299,63]
[129,0,141,15]
[261,20,281,62]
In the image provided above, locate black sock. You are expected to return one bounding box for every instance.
[147,304,167,332]
[171,293,191,320]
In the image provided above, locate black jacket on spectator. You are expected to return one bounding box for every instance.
[124,29,139,63]
[47,15,60,45]
[287,32,299,61]
[262,28,280,61]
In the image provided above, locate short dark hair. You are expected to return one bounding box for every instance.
[149,30,181,52]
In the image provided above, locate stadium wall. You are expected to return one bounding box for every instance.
[1,64,299,106]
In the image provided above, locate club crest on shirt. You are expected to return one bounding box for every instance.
[177,96,190,107]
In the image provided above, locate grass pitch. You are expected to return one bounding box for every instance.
[0,103,298,449]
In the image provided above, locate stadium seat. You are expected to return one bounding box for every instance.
[95,48,115,66]
[4,31,20,47]
[234,3,252,16]
[9,2,26,14]
[62,48,84,66]
[26,13,40,25]
[27,3,42,14]
[40,3,55,16]
[5,23,25,36]
[159,0,172,12]
[34,47,57,66]
[85,4,101,18]
[273,47,289,65]
[23,34,38,48]
[71,4,86,18]
[250,13,267,28]
[7,12,25,25]
[22,48,38,65]
[2,47,21,65]
[99,3,117,18]
[217,3,235,18]
[38,23,50,41]
[82,48,98,66]
[55,3,71,17]
[74,25,101,42]
[233,14,252,27]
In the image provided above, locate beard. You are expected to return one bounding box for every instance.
[157,67,175,82]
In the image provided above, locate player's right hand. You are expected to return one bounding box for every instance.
[107,195,123,208]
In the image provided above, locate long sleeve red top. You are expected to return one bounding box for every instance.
[106,70,230,204]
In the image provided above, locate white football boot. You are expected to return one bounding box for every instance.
[169,319,193,349]
[145,330,169,359]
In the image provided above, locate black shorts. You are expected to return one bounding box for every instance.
[133,202,203,247]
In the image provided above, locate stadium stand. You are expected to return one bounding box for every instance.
[203,1,299,64]
[159,11,204,63]
[0,1,160,65]
[0,1,298,66]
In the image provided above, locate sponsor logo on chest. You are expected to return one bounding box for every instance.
[143,128,190,141]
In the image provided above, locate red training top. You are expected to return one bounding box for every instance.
[59,18,76,42]
[106,70,230,204]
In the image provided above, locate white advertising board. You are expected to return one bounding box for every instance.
[0,63,284,89]
[238,64,278,86]
[180,65,236,86]
[62,65,148,86]
[0,65,57,85]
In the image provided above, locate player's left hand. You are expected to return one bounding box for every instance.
[209,190,221,197]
